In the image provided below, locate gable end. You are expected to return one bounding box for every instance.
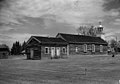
[26,36,41,45]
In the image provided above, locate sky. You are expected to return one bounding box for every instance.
[0,0,120,47]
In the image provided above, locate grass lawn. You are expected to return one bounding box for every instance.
[0,55,120,84]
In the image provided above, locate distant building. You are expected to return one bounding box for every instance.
[0,45,9,59]
[25,33,108,60]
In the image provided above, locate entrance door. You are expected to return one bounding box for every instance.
[56,47,60,57]
[30,48,34,59]
[51,47,55,58]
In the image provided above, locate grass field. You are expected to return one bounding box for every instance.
[0,55,120,84]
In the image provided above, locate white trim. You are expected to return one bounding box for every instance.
[56,34,67,41]
[56,47,60,56]
[100,45,103,52]
[45,47,49,54]
[51,47,55,57]
[92,44,95,52]
[67,45,69,55]
[84,44,87,52]
[76,47,78,52]
[32,37,41,43]
[26,36,41,45]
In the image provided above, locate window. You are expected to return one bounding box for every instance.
[100,45,103,52]
[84,44,87,52]
[92,44,95,52]
[45,47,49,54]
[62,47,66,54]
[76,47,78,52]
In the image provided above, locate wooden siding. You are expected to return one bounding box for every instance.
[41,45,67,59]
[0,51,9,59]
[69,44,107,55]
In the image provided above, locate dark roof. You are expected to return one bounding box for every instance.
[0,45,9,48]
[33,36,67,44]
[0,45,9,51]
[57,33,107,44]
[0,48,9,51]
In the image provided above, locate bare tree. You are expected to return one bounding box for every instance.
[77,25,98,36]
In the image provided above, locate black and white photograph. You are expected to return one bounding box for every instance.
[0,0,120,84]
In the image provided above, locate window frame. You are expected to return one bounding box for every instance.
[76,47,78,52]
[100,45,103,52]
[84,44,87,52]
[92,44,95,52]
[45,47,49,54]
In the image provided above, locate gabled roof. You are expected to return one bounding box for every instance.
[27,36,67,45]
[0,45,9,49]
[0,45,9,51]
[56,33,107,44]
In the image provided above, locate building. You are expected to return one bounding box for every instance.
[26,33,108,60]
[56,33,108,55]
[26,36,67,59]
[0,45,9,59]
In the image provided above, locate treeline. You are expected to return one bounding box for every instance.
[11,41,26,55]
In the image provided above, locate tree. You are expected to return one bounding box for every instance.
[109,39,118,52]
[110,39,117,48]
[77,25,97,36]
[11,41,22,55]
[21,41,26,51]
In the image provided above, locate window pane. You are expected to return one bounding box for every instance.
[62,47,66,54]
[45,47,49,54]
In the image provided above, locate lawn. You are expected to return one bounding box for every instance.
[0,55,120,84]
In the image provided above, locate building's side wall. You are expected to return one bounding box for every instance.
[94,44,108,54]
[69,44,107,55]
[26,46,41,60]
[41,45,67,59]
[0,51,9,59]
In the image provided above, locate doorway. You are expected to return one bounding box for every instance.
[30,48,34,59]
[51,47,55,58]
[56,47,60,57]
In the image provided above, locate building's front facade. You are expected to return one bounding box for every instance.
[26,36,67,59]
[0,45,9,59]
[26,33,108,60]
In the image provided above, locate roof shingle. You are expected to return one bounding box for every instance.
[57,33,107,44]
[33,36,67,44]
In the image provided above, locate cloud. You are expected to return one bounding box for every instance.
[0,0,106,27]
[103,0,120,11]
[113,19,120,25]
[1,0,120,47]
[106,9,120,17]
[0,33,48,47]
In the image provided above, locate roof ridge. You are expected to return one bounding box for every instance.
[58,33,99,38]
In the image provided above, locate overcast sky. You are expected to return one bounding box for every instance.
[0,0,120,47]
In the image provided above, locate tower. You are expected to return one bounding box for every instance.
[96,22,105,40]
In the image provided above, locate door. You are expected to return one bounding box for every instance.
[34,50,41,59]
[51,47,55,57]
[30,48,34,59]
[56,47,60,57]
